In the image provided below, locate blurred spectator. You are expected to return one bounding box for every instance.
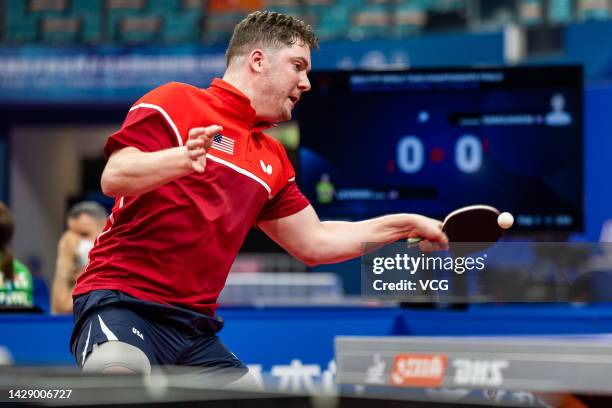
[208,0,262,12]
[51,201,107,315]
[0,202,33,308]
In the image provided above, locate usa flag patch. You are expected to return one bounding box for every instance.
[211,133,235,155]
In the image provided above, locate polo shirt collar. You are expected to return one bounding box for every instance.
[208,78,276,131]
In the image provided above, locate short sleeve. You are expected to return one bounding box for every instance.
[104,107,177,159]
[258,143,310,221]
[258,182,310,221]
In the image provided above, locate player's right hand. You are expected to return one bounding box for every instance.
[404,214,449,252]
[185,125,223,173]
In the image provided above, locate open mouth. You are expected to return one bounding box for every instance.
[289,96,298,104]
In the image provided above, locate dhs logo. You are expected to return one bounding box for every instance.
[452,359,509,387]
[390,354,448,387]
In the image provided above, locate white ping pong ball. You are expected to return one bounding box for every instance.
[497,212,514,229]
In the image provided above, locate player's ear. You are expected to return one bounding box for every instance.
[248,49,265,73]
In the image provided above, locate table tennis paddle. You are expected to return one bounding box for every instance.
[408,205,506,253]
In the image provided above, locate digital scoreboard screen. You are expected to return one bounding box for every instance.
[295,66,583,232]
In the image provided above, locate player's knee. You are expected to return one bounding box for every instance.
[101,366,138,374]
[82,341,151,374]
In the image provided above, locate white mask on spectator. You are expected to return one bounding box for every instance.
[76,239,94,267]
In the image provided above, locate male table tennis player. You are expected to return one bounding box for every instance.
[70,11,447,385]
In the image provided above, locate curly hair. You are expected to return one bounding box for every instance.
[226,10,318,66]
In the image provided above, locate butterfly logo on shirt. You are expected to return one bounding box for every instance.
[260,160,273,175]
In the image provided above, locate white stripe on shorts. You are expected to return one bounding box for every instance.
[97,315,118,341]
[81,321,92,366]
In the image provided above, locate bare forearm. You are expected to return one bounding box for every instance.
[314,214,419,264]
[260,206,445,267]
[51,276,73,315]
[101,125,220,197]
[51,242,77,314]
[101,146,192,197]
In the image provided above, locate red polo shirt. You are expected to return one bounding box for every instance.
[73,79,310,315]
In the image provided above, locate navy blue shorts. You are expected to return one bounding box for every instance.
[70,290,246,376]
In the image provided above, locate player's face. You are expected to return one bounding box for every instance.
[257,43,311,122]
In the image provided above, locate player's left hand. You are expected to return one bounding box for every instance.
[185,125,223,173]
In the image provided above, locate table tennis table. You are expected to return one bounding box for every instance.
[335,334,612,393]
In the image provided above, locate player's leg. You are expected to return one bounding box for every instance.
[71,306,159,374]
[82,341,150,374]
[178,334,262,390]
